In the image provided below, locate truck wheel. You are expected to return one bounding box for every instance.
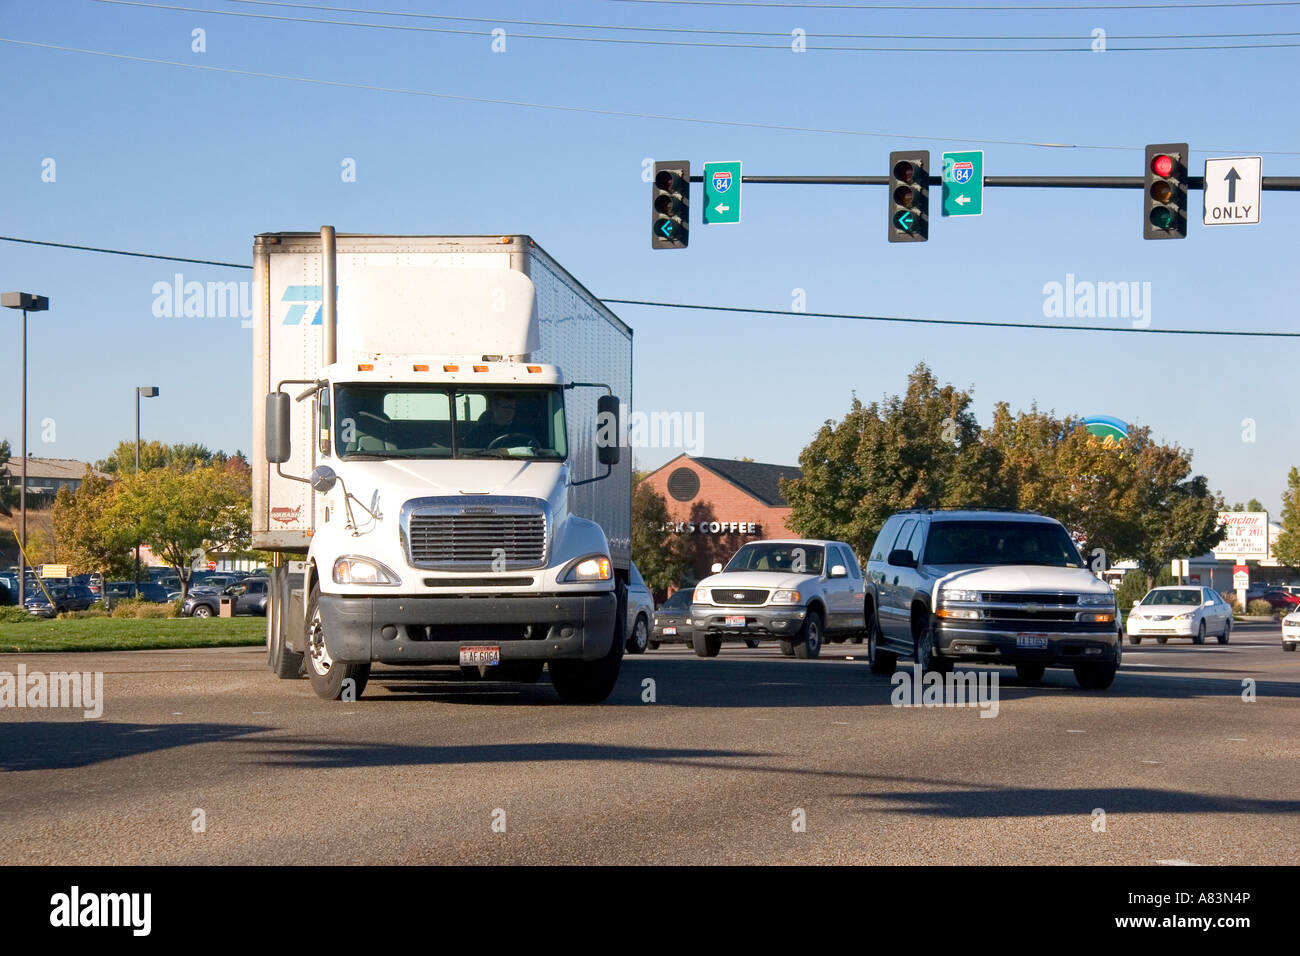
[794,609,822,659]
[867,612,896,676]
[779,640,795,657]
[1016,663,1046,682]
[626,615,649,654]
[1193,620,1206,645]
[1074,661,1117,690]
[305,582,370,701]
[1218,619,1230,644]
[647,640,660,651]
[693,632,721,657]
[267,567,303,679]
[494,661,545,683]
[549,582,625,704]
[745,639,760,649]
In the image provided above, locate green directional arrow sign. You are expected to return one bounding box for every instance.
[941,150,984,217]
[703,161,742,225]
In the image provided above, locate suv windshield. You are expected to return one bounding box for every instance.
[924,520,1084,568]
[1141,589,1202,606]
[334,384,567,461]
[662,590,690,610]
[725,543,825,574]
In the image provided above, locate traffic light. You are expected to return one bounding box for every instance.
[652,161,690,249]
[1144,143,1188,239]
[888,150,929,242]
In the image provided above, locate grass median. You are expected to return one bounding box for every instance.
[0,617,266,653]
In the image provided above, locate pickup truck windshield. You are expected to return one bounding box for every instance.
[334,384,567,461]
[725,543,825,574]
[924,521,1084,568]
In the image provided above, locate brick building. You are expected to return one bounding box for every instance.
[641,454,802,585]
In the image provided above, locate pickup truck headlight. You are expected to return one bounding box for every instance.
[693,587,710,603]
[940,589,979,603]
[333,556,402,586]
[770,589,801,605]
[1077,593,1116,607]
[561,555,611,583]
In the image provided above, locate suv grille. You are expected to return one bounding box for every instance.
[712,588,769,605]
[403,497,547,570]
[982,592,1078,605]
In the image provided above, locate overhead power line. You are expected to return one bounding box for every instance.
[4,37,1299,154]
[92,0,1300,50]
[2,236,1294,339]
[601,0,1300,10]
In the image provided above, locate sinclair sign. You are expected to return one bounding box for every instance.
[1212,512,1269,559]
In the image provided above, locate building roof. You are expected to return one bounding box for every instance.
[0,457,106,481]
[690,456,803,508]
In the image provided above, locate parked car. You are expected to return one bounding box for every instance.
[623,562,656,654]
[864,509,1123,689]
[72,573,104,601]
[0,572,17,606]
[1282,609,1299,652]
[1255,590,1300,611]
[651,588,694,649]
[1127,586,1233,645]
[182,577,269,618]
[690,539,866,659]
[24,584,96,618]
[103,581,173,608]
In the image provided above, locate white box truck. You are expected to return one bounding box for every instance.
[253,229,631,703]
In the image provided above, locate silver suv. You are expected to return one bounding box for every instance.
[690,539,866,659]
[864,510,1122,689]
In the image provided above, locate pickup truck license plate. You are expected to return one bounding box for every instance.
[662,626,677,635]
[459,645,500,666]
[725,615,746,627]
[1016,635,1050,649]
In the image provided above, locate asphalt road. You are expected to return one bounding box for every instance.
[2,624,1296,865]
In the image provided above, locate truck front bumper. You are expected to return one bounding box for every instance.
[691,604,806,637]
[935,624,1120,667]
[317,592,617,664]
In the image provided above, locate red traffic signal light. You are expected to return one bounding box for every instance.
[1143,143,1187,240]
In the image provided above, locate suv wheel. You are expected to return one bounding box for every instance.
[867,612,896,676]
[192,604,212,619]
[793,609,822,659]
[913,615,950,674]
[1074,639,1120,690]
[1015,663,1046,682]
[626,615,649,654]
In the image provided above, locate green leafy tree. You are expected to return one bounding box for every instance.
[631,479,692,594]
[1272,467,1300,571]
[95,440,227,475]
[52,468,135,580]
[0,438,16,514]
[102,463,251,600]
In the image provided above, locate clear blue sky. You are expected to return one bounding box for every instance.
[1,0,1296,513]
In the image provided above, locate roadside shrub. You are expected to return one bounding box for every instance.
[1247,599,1275,616]
[0,605,37,624]
[57,606,111,620]
[110,598,168,619]
[132,601,178,619]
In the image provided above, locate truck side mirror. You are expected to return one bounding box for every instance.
[596,395,620,466]
[887,549,917,569]
[309,465,338,494]
[266,392,291,463]
[711,563,723,574]
[829,565,847,578]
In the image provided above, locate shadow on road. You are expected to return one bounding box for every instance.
[851,784,1300,818]
[0,721,272,771]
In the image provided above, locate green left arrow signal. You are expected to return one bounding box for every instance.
[893,209,917,233]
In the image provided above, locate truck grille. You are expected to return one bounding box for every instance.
[982,592,1078,605]
[711,588,769,605]
[402,497,547,570]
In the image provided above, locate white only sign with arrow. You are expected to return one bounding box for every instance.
[1203,156,1261,226]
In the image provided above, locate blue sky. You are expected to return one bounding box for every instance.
[1,0,1297,513]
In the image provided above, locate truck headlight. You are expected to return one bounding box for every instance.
[940,589,979,603]
[770,589,801,604]
[1078,593,1115,607]
[561,555,611,582]
[333,556,402,586]
[693,587,711,603]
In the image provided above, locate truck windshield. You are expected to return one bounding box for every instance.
[924,521,1084,568]
[333,384,567,461]
[725,543,825,574]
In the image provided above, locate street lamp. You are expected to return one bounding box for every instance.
[134,386,160,583]
[2,292,50,609]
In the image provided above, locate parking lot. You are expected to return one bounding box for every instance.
[1,622,1295,866]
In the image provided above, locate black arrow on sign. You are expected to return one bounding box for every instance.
[1224,166,1241,204]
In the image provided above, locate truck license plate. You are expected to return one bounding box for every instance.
[1016,635,1049,649]
[459,645,500,666]
[725,615,746,627]
[663,626,677,635]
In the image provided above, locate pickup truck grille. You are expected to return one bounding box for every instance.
[402,497,547,571]
[982,592,1078,605]
[711,588,769,605]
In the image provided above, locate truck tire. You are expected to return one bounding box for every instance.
[1074,642,1120,690]
[794,609,823,659]
[266,567,303,679]
[867,612,896,676]
[626,614,650,654]
[305,581,370,701]
[745,639,760,649]
[779,640,795,657]
[549,581,625,704]
[647,640,660,650]
[494,661,545,683]
[693,632,721,657]
[1015,663,1046,682]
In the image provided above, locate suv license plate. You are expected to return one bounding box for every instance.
[459,645,500,666]
[725,615,747,627]
[1016,635,1050,649]
[662,626,677,635]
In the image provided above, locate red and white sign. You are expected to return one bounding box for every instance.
[1213,512,1269,560]
[1233,565,1250,590]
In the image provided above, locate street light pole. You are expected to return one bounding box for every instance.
[134,386,159,584]
[2,293,49,609]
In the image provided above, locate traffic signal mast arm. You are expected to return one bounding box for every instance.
[684,174,1300,189]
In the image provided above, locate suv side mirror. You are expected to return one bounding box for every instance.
[887,549,917,569]
[829,564,847,578]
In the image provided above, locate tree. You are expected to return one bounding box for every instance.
[102,463,251,600]
[95,440,226,475]
[631,480,692,594]
[1229,498,1266,513]
[0,438,17,514]
[1272,467,1300,571]
[51,468,135,580]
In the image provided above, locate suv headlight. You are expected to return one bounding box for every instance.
[560,555,611,583]
[771,589,801,605]
[940,589,979,603]
[1077,592,1115,607]
[333,556,402,586]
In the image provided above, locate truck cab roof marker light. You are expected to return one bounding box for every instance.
[357,363,373,371]
[443,364,459,372]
